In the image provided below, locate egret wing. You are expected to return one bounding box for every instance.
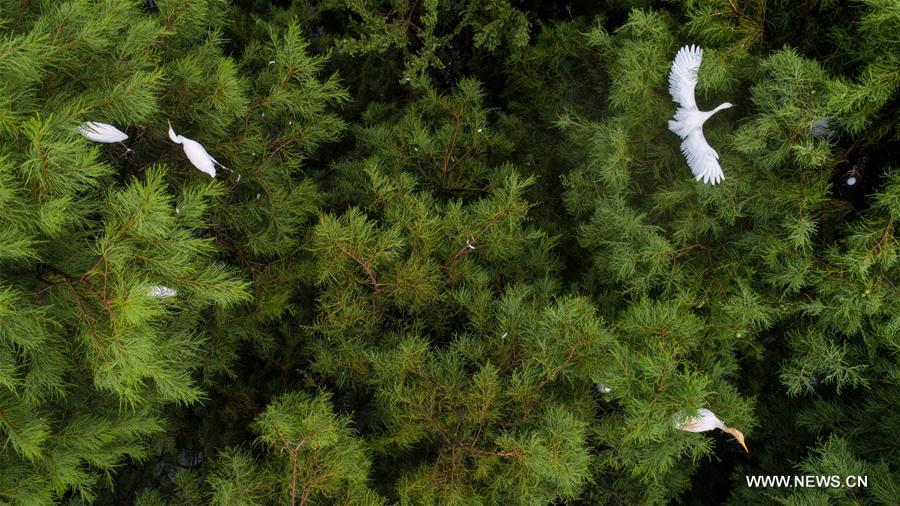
[675,408,721,432]
[680,129,724,185]
[668,45,702,111]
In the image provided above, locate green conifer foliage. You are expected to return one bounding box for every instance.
[319,0,530,82]
[0,1,343,502]
[1,0,899,504]
[559,3,898,504]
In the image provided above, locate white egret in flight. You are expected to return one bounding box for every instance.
[674,407,748,453]
[667,45,733,185]
[168,121,230,178]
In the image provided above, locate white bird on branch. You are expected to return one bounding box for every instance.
[674,407,748,454]
[168,121,230,178]
[78,121,132,154]
[667,45,733,185]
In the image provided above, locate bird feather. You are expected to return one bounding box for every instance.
[680,129,724,185]
[668,45,702,111]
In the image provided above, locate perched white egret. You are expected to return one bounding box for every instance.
[674,408,748,453]
[596,383,612,394]
[667,45,733,185]
[147,285,177,298]
[78,121,132,154]
[167,121,229,178]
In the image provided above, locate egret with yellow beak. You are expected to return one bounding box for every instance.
[674,408,748,454]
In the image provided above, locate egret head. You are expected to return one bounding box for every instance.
[167,121,181,144]
[724,426,748,454]
[717,102,734,111]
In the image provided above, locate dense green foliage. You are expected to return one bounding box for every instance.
[0,0,898,504]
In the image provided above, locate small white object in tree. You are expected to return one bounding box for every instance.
[466,239,476,251]
[268,60,276,66]
[846,176,857,186]
[148,285,177,298]
[673,407,748,453]
[78,122,128,143]
[596,383,612,394]
[175,207,180,214]
[477,128,483,133]
[256,192,261,200]
[78,122,132,154]
[168,121,230,178]
[667,45,733,185]
[501,332,508,340]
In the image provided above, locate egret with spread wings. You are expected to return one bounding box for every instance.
[667,45,733,185]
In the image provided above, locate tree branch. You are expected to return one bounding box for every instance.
[535,346,577,391]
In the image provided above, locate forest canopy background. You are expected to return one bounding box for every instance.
[0,0,898,504]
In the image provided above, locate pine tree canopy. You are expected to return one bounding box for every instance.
[0,0,898,504]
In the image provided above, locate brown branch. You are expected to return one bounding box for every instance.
[448,239,475,266]
[882,273,899,294]
[298,478,311,506]
[284,437,308,506]
[872,218,894,255]
[444,140,478,177]
[535,346,577,391]
[459,444,524,458]
[290,445,299,506]
[332,240,380,292]
[36,137,48,180]
[80,256,105,283]
[447,211,507,267]
[67,283,111,362]
[44,259,129,365]
[726,0,764,35]
[440,111,463,177]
